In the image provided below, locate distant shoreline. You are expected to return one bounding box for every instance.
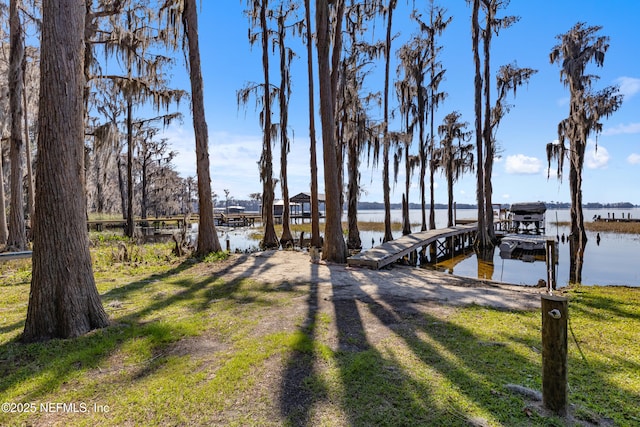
[217,201,638,212]
[355,202,638,210]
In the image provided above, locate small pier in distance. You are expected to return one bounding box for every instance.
[593,213,640,223]
[347,223,477,269]
[214,213,259,227]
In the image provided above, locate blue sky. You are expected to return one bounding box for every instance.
[160,1,640,205]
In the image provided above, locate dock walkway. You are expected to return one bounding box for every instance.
[348,223,477,269]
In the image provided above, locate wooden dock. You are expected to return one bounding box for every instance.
[87,217,189,231]
[594,217,640,223]
[347,223,477,269]
[215,213,260,227]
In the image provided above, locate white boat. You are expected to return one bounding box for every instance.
[508,202,546,234]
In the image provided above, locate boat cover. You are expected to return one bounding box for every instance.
[510,202,546,214]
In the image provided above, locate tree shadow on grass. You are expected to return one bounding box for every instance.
[279,261,320,426]
[0,319,24,336]
[360,296,541,424]
[275,259,584,425]
[279,262,393,427]
[0,252,284,421]
[558,289,640,422]
[564,350,640,423]
[337,275,638,425]
[278,263,462,426]
[326,269,464,425]
[567,287,640,322]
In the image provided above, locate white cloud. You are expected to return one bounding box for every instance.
[603,122,640,136]
[159,124,266,199]
[505,154,542,174]
[158,125,197,176]
[585,142,609,169]
[615,76,640,100]
[628,153,640,165]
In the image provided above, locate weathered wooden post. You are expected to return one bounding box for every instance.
[545,239,557,291]
[541,294,568,416]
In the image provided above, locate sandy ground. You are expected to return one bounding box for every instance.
[216,249,547,311]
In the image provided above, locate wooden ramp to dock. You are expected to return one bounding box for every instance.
[348,223,477,269]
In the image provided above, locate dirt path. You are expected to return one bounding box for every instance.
[215,250,545,311]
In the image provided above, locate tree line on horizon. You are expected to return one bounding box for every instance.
[218,198,638,212]
[0,0,622,341]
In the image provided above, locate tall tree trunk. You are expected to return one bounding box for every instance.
[482,2,496,246]
[427,1,448,232]
[428,79,436,230]
[141,160,148,219]
[330,0,346,215]
[402,145,411,235]
[419,151,427,231]
[183,0,221,255]
[402,194,410,235]
[382,142,392,240]
[117,156,127,219]
[428,89,436,230]
[428,102,436,230]
[316,0,346,263]
[346,134,361,250]
[23,65,35,225]
[0,136,8,244]
[446,166,454,228]
[381,0,397,243]
[418,73,428,232]
[126,100,134,237]
[471,0,488,247]
[304,0,321,249]
[23,0,109,342]
[569,140,587,283]
[8,0,26,250]
[259,0,279,250]
[277,8,293,248]
[95,156,105,214]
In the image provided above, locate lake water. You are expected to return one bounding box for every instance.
[214,208,640,287]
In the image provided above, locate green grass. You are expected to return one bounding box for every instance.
[553,220,640,234]
[0,240,638,426]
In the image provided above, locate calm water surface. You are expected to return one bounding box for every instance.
[215,208,640,287]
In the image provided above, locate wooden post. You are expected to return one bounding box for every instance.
[454,201,457,225]
[541,295,568,416]
[545,240,557,291]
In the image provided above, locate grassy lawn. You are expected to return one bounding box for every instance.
[0,239,638,426]
[553,220,640,235]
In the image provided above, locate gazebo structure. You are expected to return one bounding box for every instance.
[289,192,325,221]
